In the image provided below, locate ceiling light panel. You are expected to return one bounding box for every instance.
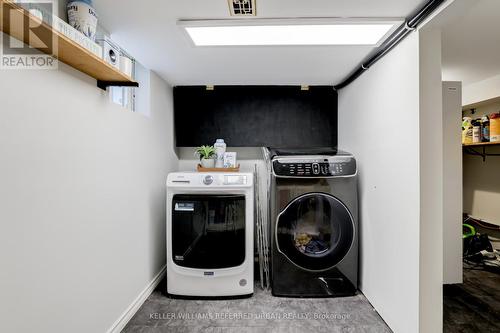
[179,19,402,47]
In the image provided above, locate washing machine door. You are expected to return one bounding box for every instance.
[276,192,354,271]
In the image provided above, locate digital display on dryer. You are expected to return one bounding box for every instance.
[273,159,356,177]
[273,161,330,177]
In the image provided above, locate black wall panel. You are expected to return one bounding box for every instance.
[173,86,337,148]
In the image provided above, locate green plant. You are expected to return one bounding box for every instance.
[195,145,216,160]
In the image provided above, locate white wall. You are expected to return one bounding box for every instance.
[0,61,178,332]
[442,82,463,284]
[462,73,500,107]
[338,34,421,333]
[339,28,445,332]
[418,28,443,333]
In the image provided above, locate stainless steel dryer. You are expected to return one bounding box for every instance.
[269,149,358,297]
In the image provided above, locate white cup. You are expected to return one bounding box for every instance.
[120,56,133,77]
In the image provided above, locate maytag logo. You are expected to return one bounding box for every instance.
[1,1,57,70]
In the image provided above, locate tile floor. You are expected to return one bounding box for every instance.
[123,281,391,333]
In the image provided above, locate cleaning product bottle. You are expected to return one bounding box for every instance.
[462,117,473,144]
[490,113,500,142]
[481,115,490,142]
[214,139,226,168]
[472,119,482,143]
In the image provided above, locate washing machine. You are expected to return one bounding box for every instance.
[269,149,358,297]
[166,172,254,298]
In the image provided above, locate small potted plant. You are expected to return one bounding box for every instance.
[195,145,216,168]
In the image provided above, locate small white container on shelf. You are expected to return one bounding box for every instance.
[214,139,227,168]
[120,55,134,77]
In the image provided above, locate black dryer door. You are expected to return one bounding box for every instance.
[171,194,246,269]
[276,192,354,271]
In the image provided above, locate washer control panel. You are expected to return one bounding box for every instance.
[200,174,248,186]
[273,156,356,177]
[167,172,253,188]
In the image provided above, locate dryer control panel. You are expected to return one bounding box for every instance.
[272,156,356,178]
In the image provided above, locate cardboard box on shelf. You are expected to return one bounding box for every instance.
[52,16,102,58]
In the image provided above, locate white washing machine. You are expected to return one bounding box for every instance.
[166,172,254,298]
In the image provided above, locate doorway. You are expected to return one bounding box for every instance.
[441,0,500,331]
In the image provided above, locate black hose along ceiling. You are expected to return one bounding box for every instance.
[334,0,445,89]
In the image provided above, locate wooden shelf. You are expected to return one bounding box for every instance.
[463,141,500,161]
[463,142,500,147]
[0,0,138,89]
[197,164,240,172]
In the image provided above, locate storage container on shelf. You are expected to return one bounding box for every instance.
[67,0,98,41]
[490,113,500,142]
[472,119,482,143]
[481,115,490,142]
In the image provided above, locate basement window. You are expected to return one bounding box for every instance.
[109,58,136,111]
[109,61,150,116]
[110,86,135,111]
[108,61,149,115]
[108,61,152,117]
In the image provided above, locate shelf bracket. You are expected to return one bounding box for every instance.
[97,81,139,91]
[464,145,500,162]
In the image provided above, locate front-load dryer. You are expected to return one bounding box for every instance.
[269,150,358,297]
[166,172,254,298]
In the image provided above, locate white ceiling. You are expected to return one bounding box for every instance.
[442,0,500,86]
[95,0,426,86]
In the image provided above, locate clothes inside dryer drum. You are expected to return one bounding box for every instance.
[276,192,354,271]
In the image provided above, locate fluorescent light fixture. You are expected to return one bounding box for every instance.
[179,19,402,46]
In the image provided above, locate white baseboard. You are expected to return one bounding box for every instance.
[107,265,166,333]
